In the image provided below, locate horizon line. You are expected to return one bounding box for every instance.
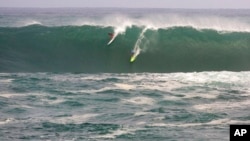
[0,6,250,10]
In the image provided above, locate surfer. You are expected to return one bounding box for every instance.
[131,50,135,56]
[130,47,141,63]
[108,33,114,39]
[107,32,116,45]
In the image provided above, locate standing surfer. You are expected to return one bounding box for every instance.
[107,32,115,45]
[108,33,114,39]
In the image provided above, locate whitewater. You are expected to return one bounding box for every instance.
[0,8,250,141]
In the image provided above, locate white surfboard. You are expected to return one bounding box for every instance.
[107,33,117,45]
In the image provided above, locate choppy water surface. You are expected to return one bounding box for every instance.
[1,72,250,140]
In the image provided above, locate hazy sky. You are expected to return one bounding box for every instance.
[0,0,250,9]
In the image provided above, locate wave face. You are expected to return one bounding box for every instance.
[1,8,250,72]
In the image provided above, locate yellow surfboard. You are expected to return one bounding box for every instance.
[130,55,137,63]
[130,47,140,63]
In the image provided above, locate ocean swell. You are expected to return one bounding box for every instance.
[1,25,250,72]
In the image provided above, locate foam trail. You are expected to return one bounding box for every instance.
[135,28,147,49]
[131,28,147,60]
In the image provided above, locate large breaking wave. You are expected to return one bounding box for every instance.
[1,8,250,72]
[1,25,250,72]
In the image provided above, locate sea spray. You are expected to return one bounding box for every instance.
[1,8,250,72]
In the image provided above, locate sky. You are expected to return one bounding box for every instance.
[0,0,250,9]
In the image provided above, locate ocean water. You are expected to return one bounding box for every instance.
[0,8,250,140]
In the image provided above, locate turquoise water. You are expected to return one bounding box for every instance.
[1,8,250,72]
[1,8,250,140]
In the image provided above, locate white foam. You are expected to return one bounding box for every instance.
[19,104,33,109]
[3,9,250,33]
[0,118,15,125]
[0,79,13,83]
[95,127,136,139]
[21,20,42,27]
[149,118,250,128]
[134,111,155,116]
[150,122,207,127]
[0,93,21,98]
[40,98,65,105]
[66,83,135,94]
[49,74,80,82]
[207,118,231,125]
[76,13,250,32]
[184,93,218,99]
[114,83,135,90]
[52,114,98,124]
[135,121,146,125]
[193,99,250,111]
[160,14,250,32]
[163,95,182,101]
[123,97,155,105]
[80,75,104,81]
[77,87,117,94]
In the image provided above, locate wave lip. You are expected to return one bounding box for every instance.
[22,20,43,27]
[1,8,250,33]
[1,8,250,72]
[1,25,250,73]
